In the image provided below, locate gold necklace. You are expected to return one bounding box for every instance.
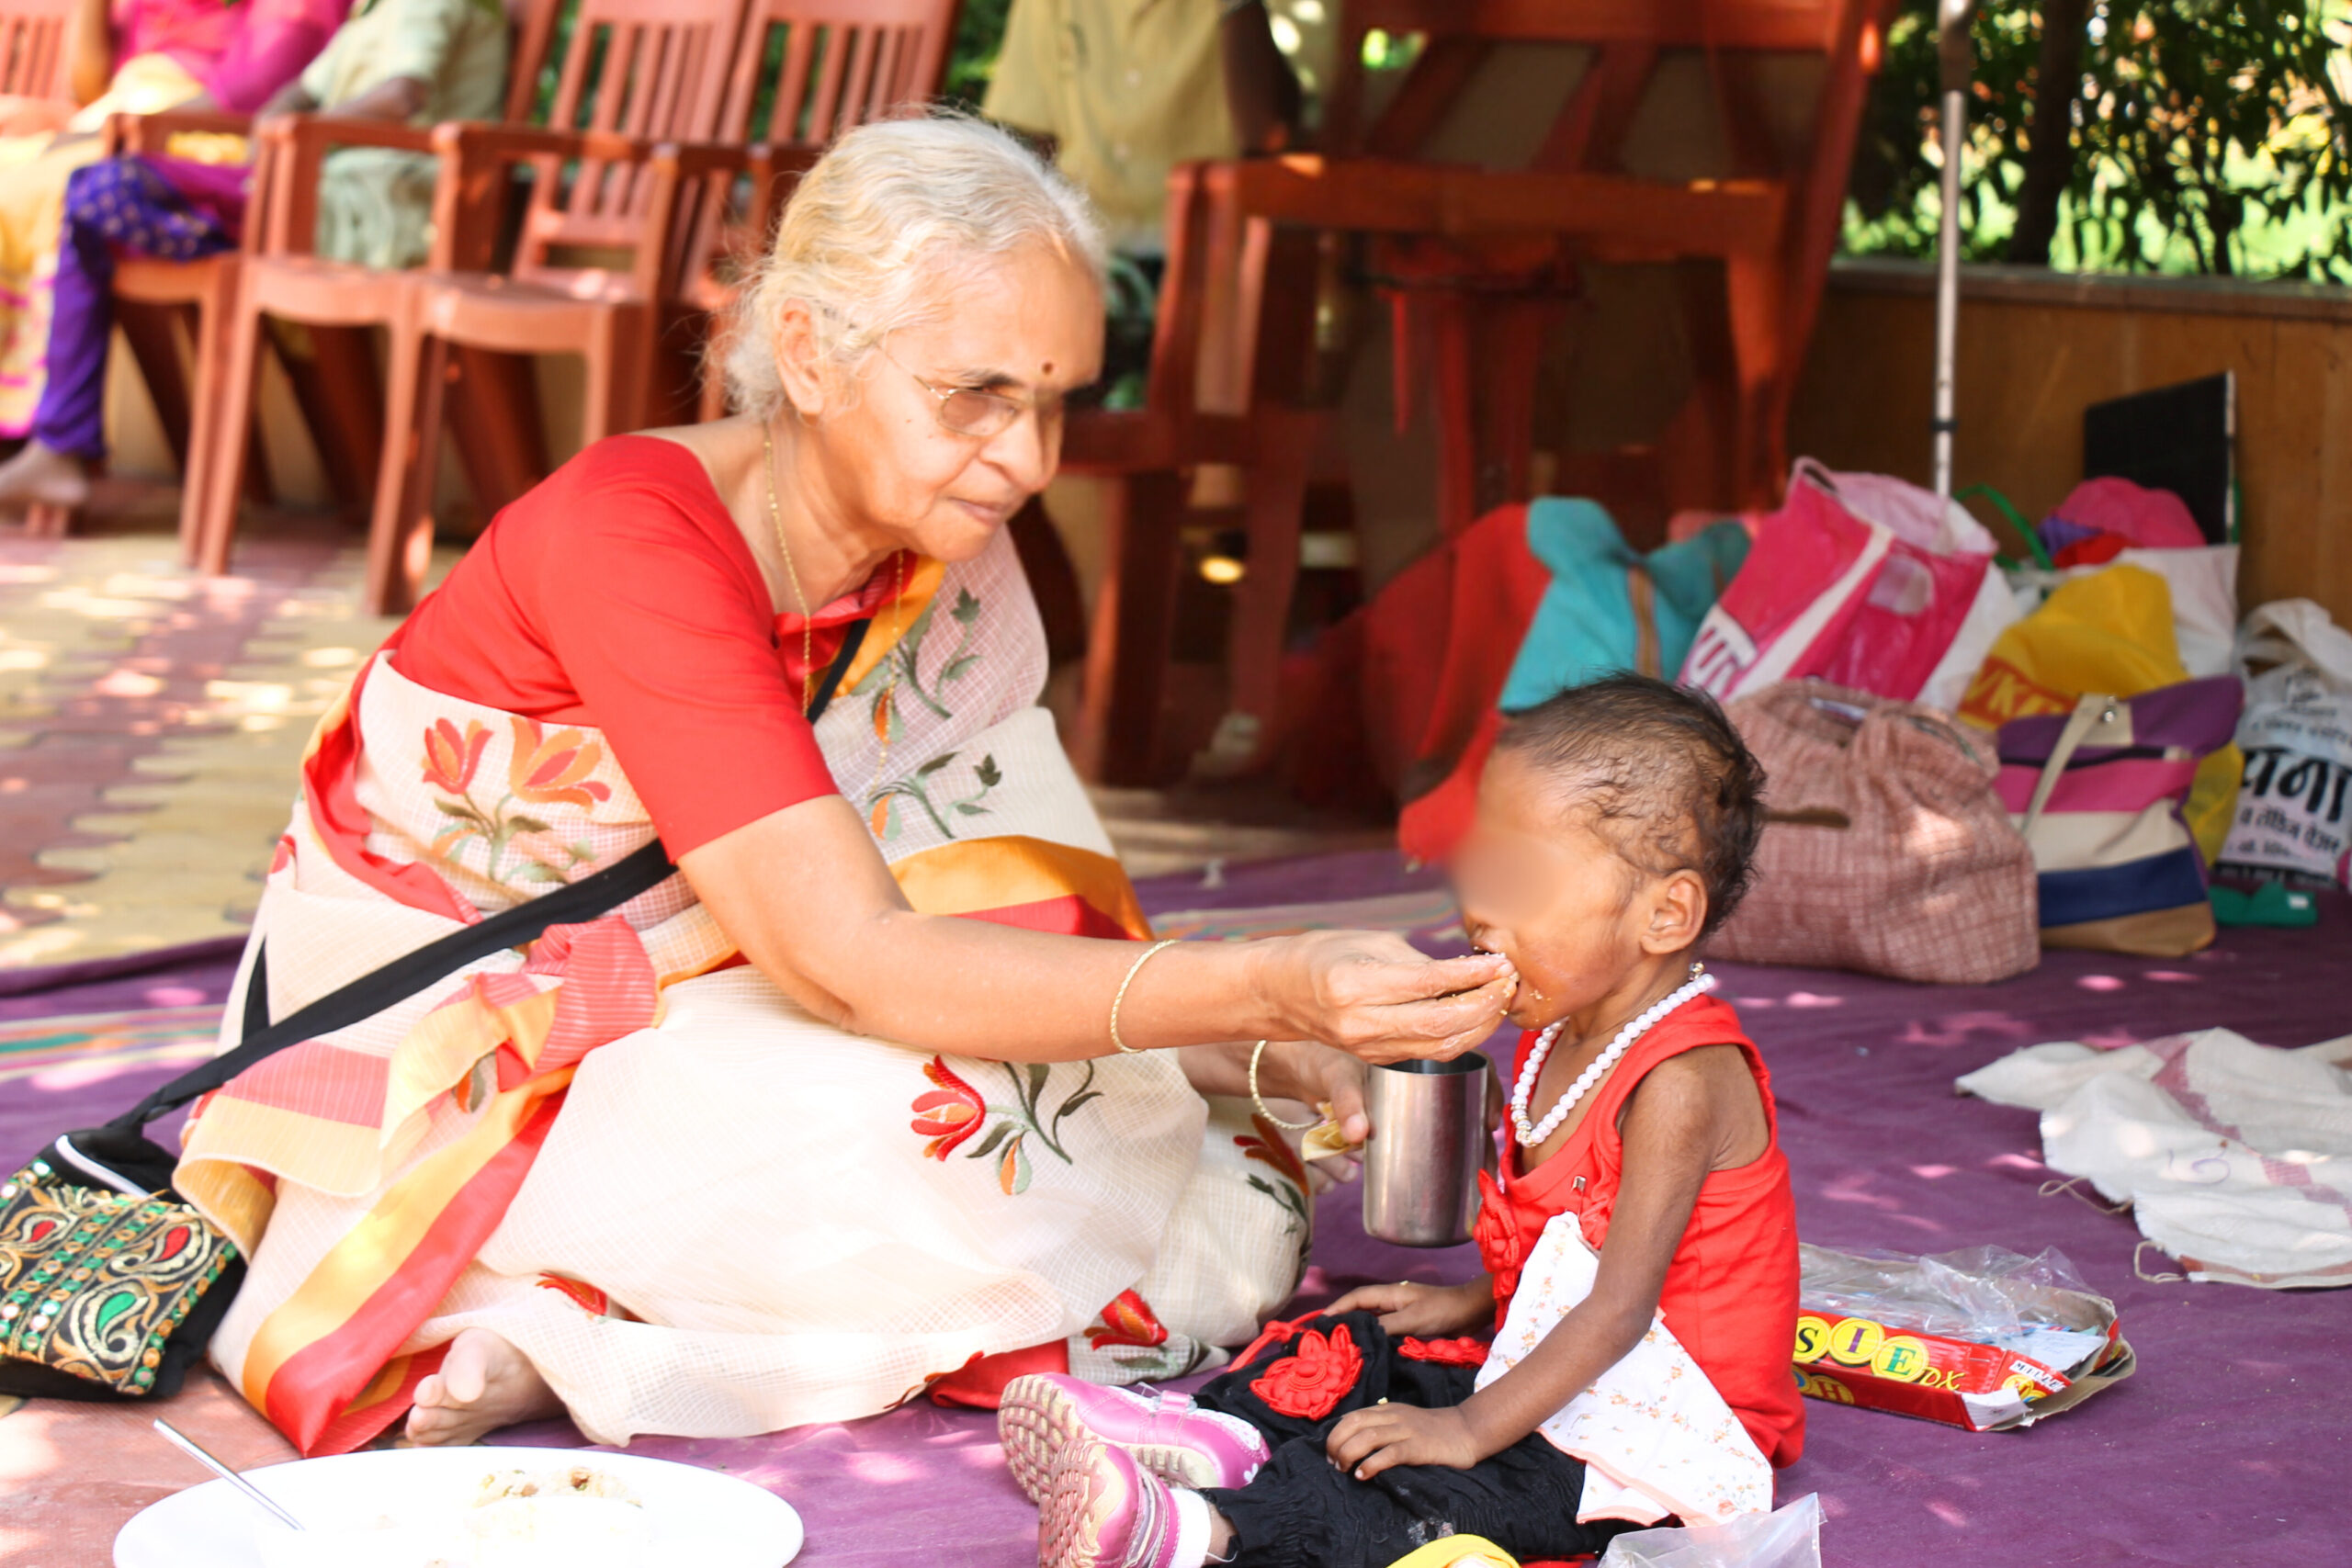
[762,423,816,716]
[762,421,912,764]
[878,549,905,773]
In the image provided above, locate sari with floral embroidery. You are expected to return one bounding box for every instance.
[180,487,1311,1456]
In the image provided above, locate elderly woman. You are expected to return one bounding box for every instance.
[175,116,1514,1457]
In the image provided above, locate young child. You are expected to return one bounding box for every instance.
[999,674,1802,1568]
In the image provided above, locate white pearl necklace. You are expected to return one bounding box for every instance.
[1511,967,1716,1148]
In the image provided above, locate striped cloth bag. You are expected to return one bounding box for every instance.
[1996,677,2245,955]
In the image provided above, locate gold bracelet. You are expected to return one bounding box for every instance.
[1249,1039,1321,1131]
[1109,938,1179,1055]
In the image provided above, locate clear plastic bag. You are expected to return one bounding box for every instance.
[1799,1243,2110,1371]
[1598,1495,1822,1568]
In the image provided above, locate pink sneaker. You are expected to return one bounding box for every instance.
[1000,1373,1269,1504]
[1038,1436,1187,1568]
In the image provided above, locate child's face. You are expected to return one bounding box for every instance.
[1451,752,1704,1032]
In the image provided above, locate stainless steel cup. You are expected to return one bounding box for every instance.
[1362,1052,1493,1247]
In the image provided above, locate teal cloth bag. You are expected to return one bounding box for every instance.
[1498,499,1750,711]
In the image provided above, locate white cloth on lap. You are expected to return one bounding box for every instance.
[1475,1212,1773,1527]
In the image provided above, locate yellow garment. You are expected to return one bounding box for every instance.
[62,51,212,133]
[1960,565,2243,862]
[300,0,507,268]
[1383,1539,1521,1568]
[984,0,1240,250]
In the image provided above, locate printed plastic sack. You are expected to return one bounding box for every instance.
[1597,1495,1822,1568]
[2221,599,2352,889]
[1682,463,2014,713]
[1960,566,2244,863]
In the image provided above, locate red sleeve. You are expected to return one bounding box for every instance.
[523,465,838,857]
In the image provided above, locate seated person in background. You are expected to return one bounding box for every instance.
[982,0,1305,405]
[0,0,507,513]
[0,0,350,436]
[1001,674,1806,1568]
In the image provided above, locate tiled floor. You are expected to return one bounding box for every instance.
[0,500,1391,966]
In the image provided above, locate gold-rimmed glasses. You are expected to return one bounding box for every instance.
[876,341,1067,441]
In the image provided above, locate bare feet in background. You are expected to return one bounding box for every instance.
[0,441,90,513]
[405,1327,564,1446]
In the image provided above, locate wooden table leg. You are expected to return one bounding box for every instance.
[1074,468,1187,785]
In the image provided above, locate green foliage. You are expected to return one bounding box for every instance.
[944,0,1015,107]
[1845,0,2352,280]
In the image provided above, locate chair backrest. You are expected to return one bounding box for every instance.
[1321,0,1884,186]
[662,0,954,351]
[511,0,750,279]
[0,0,75,105]
[504,0,577,124]
[716,0,953,146]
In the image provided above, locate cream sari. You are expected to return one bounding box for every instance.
[182,529,1312,1453]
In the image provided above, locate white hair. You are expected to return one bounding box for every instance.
[722,112,1108,418]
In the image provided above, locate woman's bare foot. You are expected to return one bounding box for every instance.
[405,1327,564,1446]
[0,441,90,512]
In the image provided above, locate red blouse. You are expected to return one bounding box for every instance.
[390,435,896,857]
[1480,996,1806,1466]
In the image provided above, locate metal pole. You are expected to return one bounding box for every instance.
[1932,0,1973,500]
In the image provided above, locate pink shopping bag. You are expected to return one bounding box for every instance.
[1681,468,2002,708]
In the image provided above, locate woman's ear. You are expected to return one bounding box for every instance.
[1639,870,1708,955]
[771,299,831,423]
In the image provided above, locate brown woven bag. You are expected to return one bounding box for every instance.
[1708,681,2040,984]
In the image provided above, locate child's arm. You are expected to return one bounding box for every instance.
[1327,1048,1744,1479]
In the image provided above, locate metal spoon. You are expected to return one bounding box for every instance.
[152,1417,307,1533]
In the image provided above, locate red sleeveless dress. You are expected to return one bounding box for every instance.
[1474,994,1805,1466]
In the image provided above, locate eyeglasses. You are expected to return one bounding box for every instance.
[878,342,1065,442]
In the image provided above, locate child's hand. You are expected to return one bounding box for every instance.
[1326,1402,1486,1479]
[1320,1278,1492,1337]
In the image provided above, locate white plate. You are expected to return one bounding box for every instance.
[115,1444,803,1568]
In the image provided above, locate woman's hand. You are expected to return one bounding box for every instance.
[1264,932,1516,1065]
[1326,1403,1487,1479]
[1321,1278,1494,1338]
[1251,1040,1369,1147]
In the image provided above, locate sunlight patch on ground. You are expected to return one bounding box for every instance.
[0,538,457,965]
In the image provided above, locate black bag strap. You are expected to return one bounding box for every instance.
[113,836,680,1132]
[109,615,876,1134]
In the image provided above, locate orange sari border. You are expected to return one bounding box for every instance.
[890,835,1151,942]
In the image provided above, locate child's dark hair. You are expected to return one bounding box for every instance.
[1492,674,1765,939]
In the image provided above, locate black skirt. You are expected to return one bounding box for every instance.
[1193,1310,1635,1568]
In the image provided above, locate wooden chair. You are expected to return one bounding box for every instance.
[0,0,77,138]
[1054,164,1327,784]
[379,0,955,615]
[1071,0,1892,782]
[238,0,953,614]
[1237,0,1893,532]
[682,0,956,424]
[62,107,315,556]
[20,0,570,548]
[192,0,748,611]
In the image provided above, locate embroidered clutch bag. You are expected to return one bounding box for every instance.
[0,1156,243,1401]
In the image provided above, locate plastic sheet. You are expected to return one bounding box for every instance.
[1598,1495,1822,1568]
[1798,1243,2109,1368]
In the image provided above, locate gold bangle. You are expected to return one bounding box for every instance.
[1249,1039,1320,1131]
[1109,938,1179,1055]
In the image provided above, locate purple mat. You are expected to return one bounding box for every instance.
[5,857,2346,1568]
